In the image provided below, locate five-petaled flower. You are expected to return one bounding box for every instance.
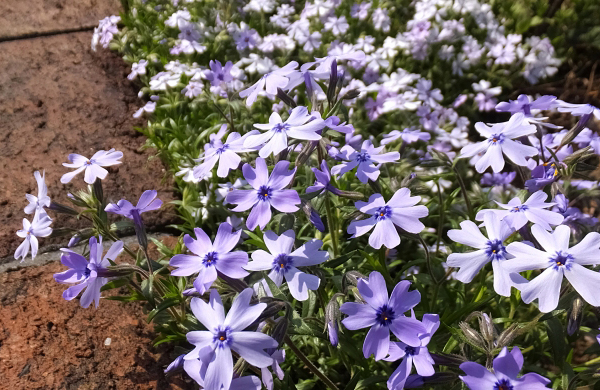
[14,214,53,261]
[105,190,163,227]
[331,140,400,183]
[24,171,51,216]
[61,149,123,184]
[194,131,257,178]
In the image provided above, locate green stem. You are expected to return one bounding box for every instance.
[453,165,474,220]
[325,194,339,258]
[284,335,339,390]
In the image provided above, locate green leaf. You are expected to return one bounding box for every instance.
[147,297,181,323]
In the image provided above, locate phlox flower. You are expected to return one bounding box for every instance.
[165,9,191,29]
[170,223,248,294]
[25,171,51,215]
[184,289,278,390]
[348,189,428,249]
[14,214,53,261]
[331,140,400,183]
[261,350,285,390]
[182,352,262,389]
[385,314,440,390]
[244,106,325,158]
[381,127,431,145]
[460,347,550,389]
[216,179,247,204]
[472,80,501,111]
[226,158,300,230]
[182,81,203,98]
[476,191,563,231]
[149,71,180,90]
[504,224,600,312]
[496,94,556,116]
[239,61,298,106]
[133,101,156,118]
[53,236,123,308]
[128,60,148,80]
[105,190,162,226]
[324,16,349,36]
[194,131,257,178]
[447,213,525,296]
[245,230,328,301]
[340,271,426,360]
[306,160,341,195]
[61,149,123,184]
[459,114,538,173]
[555,101,600,120]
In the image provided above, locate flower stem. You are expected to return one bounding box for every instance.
[324,193,339,258]
[453,166,474,220]
[284,335,339,390]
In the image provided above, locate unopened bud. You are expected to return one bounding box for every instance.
[276,87,297,108]
[567,297,585,336]
[432,353,467,367]
[164,354,185,375]
[459,322,486,348]
[344,270,366,289]
[92,178,104,203]
[342,89,360,100]
[496,323,520,348]
[270,317,289,347]
[48,202,79,216]
[257,299,287,322]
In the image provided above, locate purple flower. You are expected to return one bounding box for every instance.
[348,189,428,249]
[183,289,278,390]
[505,225,600,312]
[53,236,123,308]
[384,314,440,390]
[460,347,550,389]
[496,95,556,116]
[225,158,301,231]
[480,172,516,187]
[239,61,299,106]
[331,140,400,184]
[61,149,123,184]
[381,127,431,145]
[555,101,600,120]
[194,132,257,178]
[24,170,51,215]
[476,191,564,231]
[170,223,249,295]
[552,195,598,231]
[14,214,53,261]
[245,230,327,301]
[525,161,559,192]
[244,106,325,158]
[459,114,538,173]
[447,213,525,296]
[205,60,235,87]
[261,350,285,390]
[340,271,426,360]
[105,190,162,225]
[306,160,340,195]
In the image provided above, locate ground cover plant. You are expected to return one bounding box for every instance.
[12,0,600,388]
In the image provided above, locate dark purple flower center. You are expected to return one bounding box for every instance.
[85,160,95,166]
[257,185,273,201]
[273,123,291,133]
[550,250,573,271]
[84,267,92,278]
[213,326,232,348]
[217,73,225,81]
[216,144,229,154]
[272,254,293,274]
[494,379,513,390]
[203,251,218,267]
[404,346,417,356]
[488,134,505,145]
[485,239,506,261]
[522,104,532,116]
[510,205,528,213]
[375,205,392,221]
[356,152,371,162]
[375,305,396,326]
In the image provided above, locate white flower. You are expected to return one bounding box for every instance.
[324,16,349,36]
[14,214,53,261]
[25,171,51,215]
[61,149,123,184]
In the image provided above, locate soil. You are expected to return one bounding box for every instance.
[0,31,180,261]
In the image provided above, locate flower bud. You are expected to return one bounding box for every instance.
[567,297,585,336]
[325,295,343,347]
[496,323,519,348]
[276,87,297,108]
[48,202,79,216]
[164,354,185,375]
[459,322,486,348]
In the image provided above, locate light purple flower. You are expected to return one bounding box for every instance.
[459,114,538,173]
[525,161,559,192]
[183,349,262,390]
[331,140,400,184]
[53,236,123,308]
[216,179,248,204]
[226,158,300,231]
[245,230,328,301]
[384,314,440,390]
[504,225,600,312]
[105,190,162,224]
[381,127,431,145]
[244,106,325,158]
[447,213,525,296]
[194,132,257,178]
[555,101,600,120]
[14,214,53,261]
[170,223,249,295]
[306,160,340,195]
[205,60,236,87]
[183,289,278,390]
[460,347,550,389]
[340,272,426,360]
[25,171,51,215]
[348,189,428,249]
[61,149,123,184]
[182,81,204,98]
[133,101,156,118]
[480,172,516,187]
[239,61,298,106]
[476,191,564,231]
[552,194,598,231]
[261,350,285,390]
[128,60,148,80]
[496,95,556,116]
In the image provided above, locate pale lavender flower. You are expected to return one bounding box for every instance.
[244,106,325,158]
[216,179,248,204]
[307,160,340,195]
[61,149,123,184]
[382,128,431,145]
[105,190,162,227]
[170,223,248,294]
[459,114,538,173]
[182,81,204,98]
[552,195,598,231]
[476,191,564,231]
[165,9,191,29]
[525,161,559,192]
[226,158,300,230]
[416,106,440,131]
[91,16,120,51]
[14,214,53,261]
[340,271,426,360]
[555,101,600,120]
[24,171,51,215]
[239,61,299,106]
[473,80,502,111]
[53,236,123,308]
[245,230,327,301]
[205,60,236,87]
[385,314,439,390]
[194,131,257,178]
[183,289,278,390]
[133,101,156,118]
[505,225,600,312]
[324,16,349,36]
[574,128,600,155]
[128,60,148,80]
[447,213,525,296]
[149,71,180,90]
[331,140,400,184]
[351,2,372,20]
[348,189,428,249]
[234,24,261,51]
[496,95,556,115]
[480,172,516,187]
[261,350,285,390]
[460,347,550,389]
[415,79,443,107]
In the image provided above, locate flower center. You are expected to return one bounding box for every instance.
[404,346,417,356]
[375,304,396,326]
[375,205,392,221]
[213,326,232,348]
[203,251,218,267]
[522,104,532,116]
[84,267,92,278]
[272,254,293,274]
[485,239,506,261]
[356,152,371,162]
[216,144,229,154]
[550,250,574,271]
[489,134,505,145]
[494,379,513,390]
[273,123,290,133]
[85,160,94,166]
[510,205,528,213]
[257,185,272,201]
